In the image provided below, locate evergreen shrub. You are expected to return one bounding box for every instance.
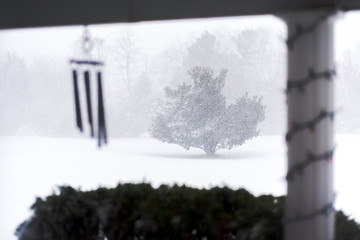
[15,183,360,240]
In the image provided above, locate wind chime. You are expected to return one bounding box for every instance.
[70,27,107,147]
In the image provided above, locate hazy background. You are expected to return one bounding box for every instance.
[1,13,360,137]
[0,15,285,138]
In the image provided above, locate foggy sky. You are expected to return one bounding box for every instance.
[0,12,359,63]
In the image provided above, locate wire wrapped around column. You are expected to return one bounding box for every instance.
[282,9,338,240]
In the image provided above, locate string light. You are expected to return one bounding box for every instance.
[285,8,337,229]
[284,201,334,224]
[286,9,337,50]
[286,110,335,142]
[286,68,336,94]
[286,147,335,181]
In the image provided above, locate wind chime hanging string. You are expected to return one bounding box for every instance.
[70,27,108,147]
[284,9,337,224]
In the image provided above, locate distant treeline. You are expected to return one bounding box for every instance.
[1,27,359,137]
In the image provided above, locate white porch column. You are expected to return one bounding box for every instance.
[282,10,336,240]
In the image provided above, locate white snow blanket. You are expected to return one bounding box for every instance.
[0,134,358,240]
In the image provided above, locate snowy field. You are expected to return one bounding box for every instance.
[0,134,359,240]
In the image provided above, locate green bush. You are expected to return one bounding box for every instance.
[336,210,360,240]
[15,184,360,240]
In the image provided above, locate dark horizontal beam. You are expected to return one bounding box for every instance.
[0,0,360,30]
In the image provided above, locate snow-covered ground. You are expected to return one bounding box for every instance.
[0,134,359,240]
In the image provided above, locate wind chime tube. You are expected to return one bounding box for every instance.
[97,71,107,147]
[84,71,94,137]
[72,69,83,132]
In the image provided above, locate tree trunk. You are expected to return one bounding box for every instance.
[203,145,216,155]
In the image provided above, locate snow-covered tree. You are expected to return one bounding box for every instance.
[336,47,360,131]
[150,66,265,155]
[232,27,286,134]
[0,53,32,135]
[112,29,139,97]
